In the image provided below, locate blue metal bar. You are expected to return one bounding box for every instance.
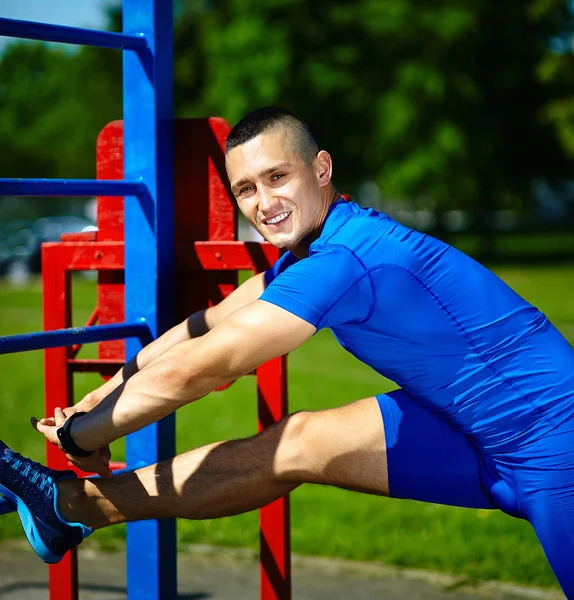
[0,178,147,198]
[0,17,148,51]
[124,1,177,599]
[0,320,153,355]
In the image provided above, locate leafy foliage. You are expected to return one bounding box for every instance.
[0,0,572,219]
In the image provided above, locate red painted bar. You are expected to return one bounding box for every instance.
[258,356,291,600]
[177,241,279,271]
[44,239,280,274]
[250,244,291,600]
[42,248,78,600]
[96,121,127,367]
[44,239,280,273]
[42,242,124,271]
[71,306,99,356]
[37,117,291,600]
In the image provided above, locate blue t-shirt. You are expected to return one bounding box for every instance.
[260,200,574,453]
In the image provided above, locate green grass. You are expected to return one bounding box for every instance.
[452,231,574,260]
[1,264,574,589]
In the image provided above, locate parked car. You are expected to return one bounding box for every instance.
[1,216,95,279]
[0,220,34,277]
[27,216,95,273]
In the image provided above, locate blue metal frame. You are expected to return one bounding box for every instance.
[0,3,177,599]
[0,178,147,198]
[123,2,177,599]
[0,17,148,51]
[0,320,152,355]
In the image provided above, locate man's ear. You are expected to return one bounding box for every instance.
[315,150,333,186]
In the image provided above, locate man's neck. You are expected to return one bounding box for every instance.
[290,185,341,259]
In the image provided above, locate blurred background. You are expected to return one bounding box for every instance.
[0,0,573,592]
[1,0,574,272]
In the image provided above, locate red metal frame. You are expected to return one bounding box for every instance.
[42,118,291,600]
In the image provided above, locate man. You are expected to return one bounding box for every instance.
[1,107,573,595]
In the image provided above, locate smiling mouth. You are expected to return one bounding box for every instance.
[263,211,291,227]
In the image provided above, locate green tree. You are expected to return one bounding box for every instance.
[1,0,572,251]
[171,0,572,257]
[0,8,122,219]
[535,0,574,159]
[0,24,121,179]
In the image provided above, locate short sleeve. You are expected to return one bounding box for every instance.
[264,251,300,287]
[260,245,373,329]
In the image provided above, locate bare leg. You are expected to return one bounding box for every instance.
[57,397,388,530]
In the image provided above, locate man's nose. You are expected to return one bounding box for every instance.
[258,188,275,212]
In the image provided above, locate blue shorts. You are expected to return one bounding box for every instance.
[378,389,574,596]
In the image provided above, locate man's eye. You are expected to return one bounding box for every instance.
[239,186,253,194]
[272,173,285,181]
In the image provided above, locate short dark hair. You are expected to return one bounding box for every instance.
[225,107,319,164]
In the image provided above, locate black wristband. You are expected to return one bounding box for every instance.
[56,412,93,458]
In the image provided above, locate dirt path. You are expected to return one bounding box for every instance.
[0,541,564,600]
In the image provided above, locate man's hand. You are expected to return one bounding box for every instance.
[35,395,99,423]
[31,408,113,478]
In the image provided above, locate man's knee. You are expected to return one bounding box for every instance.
[272,410,317,484]
[270,398,389,493]
[272,407,357,484]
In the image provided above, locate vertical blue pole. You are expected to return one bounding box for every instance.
[123,1,176,599]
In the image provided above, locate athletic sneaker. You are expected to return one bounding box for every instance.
[0,440,93,563]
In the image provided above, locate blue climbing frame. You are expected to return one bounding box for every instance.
[0,2,177,599]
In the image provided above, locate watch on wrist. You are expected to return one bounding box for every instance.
[56,412,93,458]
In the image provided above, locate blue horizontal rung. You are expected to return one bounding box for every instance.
[0,178,148,198]
[0,320,153,355]
[0,17,148,51]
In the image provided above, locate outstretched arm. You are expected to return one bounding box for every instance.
[68,272,268,415]
[36,300,314,453]
[69,312,205,415]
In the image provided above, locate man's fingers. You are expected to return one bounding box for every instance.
[72,454,113,479]
[34,408,76,427]
[54,407,66,427]
[30,417,59,445]
[98,466,113,479]
[101,447,112,464]
[96,448,112,470]
[94,450,113,478]
[32,417,51,434]
[31,416,112,477]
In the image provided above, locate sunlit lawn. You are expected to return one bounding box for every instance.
[0,263,573,589]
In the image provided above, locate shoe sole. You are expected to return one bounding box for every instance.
[0,482,62,563]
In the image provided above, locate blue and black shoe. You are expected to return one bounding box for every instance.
[0,440,93,563]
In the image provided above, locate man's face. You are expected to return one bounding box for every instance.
[226,128,325,250]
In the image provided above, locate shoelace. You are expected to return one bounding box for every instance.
[1,450,55,499]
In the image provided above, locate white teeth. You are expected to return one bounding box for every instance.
[265,212,290,225]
